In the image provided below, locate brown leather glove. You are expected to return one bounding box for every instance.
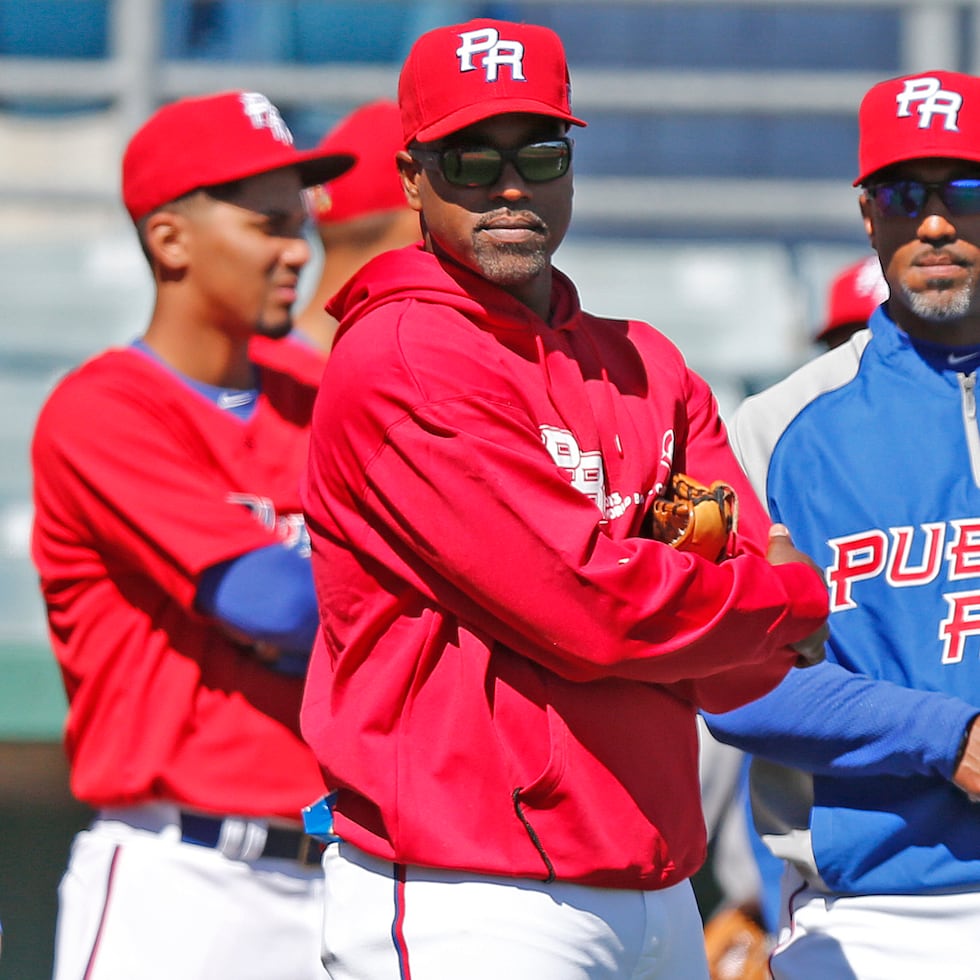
[646,473,738,562]
[703,905,772,980]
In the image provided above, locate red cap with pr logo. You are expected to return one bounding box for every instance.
[307,100,407,224]
[398,19,587,146]
[122,90,355,221]
[855,71,980,185]
[817,256,888,341]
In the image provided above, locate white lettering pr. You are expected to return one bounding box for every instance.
[895,76,963,131]
[239,92,294,145]
[456,28,526,82]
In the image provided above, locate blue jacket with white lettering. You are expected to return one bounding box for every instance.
[707,306,980,896]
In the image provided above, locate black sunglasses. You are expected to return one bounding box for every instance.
[411,138,573,188]
[866,178,980,218]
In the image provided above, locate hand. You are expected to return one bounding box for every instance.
[251,640,281,664]
[767,523,828,668]
[953,716,980,800]
[251,641,310,677]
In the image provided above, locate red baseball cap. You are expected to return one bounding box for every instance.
[122,90,355,222]
[855,71,980,185]
[306,100,408,224]
[398,18,587,146]
[817,256,888,341]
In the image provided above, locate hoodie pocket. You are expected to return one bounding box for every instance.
[509,703,571,880]
[513,702,569,807]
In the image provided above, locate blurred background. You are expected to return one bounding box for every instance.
[1,0,976,975]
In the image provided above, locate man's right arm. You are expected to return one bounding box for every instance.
[721,374,976,791]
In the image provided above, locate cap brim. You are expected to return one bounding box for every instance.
[296,150,356,188]
[854,148,980,186]
[414,100,587,144]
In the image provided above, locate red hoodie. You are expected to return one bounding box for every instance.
[301,244,827,889]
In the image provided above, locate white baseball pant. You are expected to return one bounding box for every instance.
[771,865,980,979]
[318,840,710,979]
[52,804,324,980]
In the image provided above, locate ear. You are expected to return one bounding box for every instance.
[396,150,424,213]
[143,209,192,274]
[858,192,876,249]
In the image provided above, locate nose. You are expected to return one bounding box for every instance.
[914,186,959,243]
[916,205,958,245]
[490,160,531,202]
[282,233,311,269]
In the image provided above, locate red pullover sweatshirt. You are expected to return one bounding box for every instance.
[301,244,827,889]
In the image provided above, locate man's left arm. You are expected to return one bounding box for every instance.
[195,543,318,675]
[705,657,978,782]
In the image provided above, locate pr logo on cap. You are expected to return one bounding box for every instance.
[895,77,963,132]
[239,92,295,145]
[456,27,526,82]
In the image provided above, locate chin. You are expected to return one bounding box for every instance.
[256,318,294,341]
[902,284,972,322]
[476,251,549,287]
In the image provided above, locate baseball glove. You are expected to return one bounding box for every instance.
[646,473,737,562]
[703,905,771,980]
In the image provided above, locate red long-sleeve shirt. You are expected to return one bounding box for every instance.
[32,349,324,818]
[301,244,827,888]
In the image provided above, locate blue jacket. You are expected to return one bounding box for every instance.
[707,307,980,895]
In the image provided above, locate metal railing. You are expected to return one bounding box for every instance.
[3,0,971,659]
[2,0,979,234]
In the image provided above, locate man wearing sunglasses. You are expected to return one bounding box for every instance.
[706,70,980,978]
[299,18,828,979]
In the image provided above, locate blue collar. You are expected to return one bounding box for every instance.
[131,339,260,420]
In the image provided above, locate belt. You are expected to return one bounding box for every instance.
[179,812,324,866]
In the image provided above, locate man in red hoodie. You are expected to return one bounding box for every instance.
[300,18,829,979]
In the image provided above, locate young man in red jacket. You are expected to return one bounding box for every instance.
[300,19,828,979]
[32,91,352,979]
